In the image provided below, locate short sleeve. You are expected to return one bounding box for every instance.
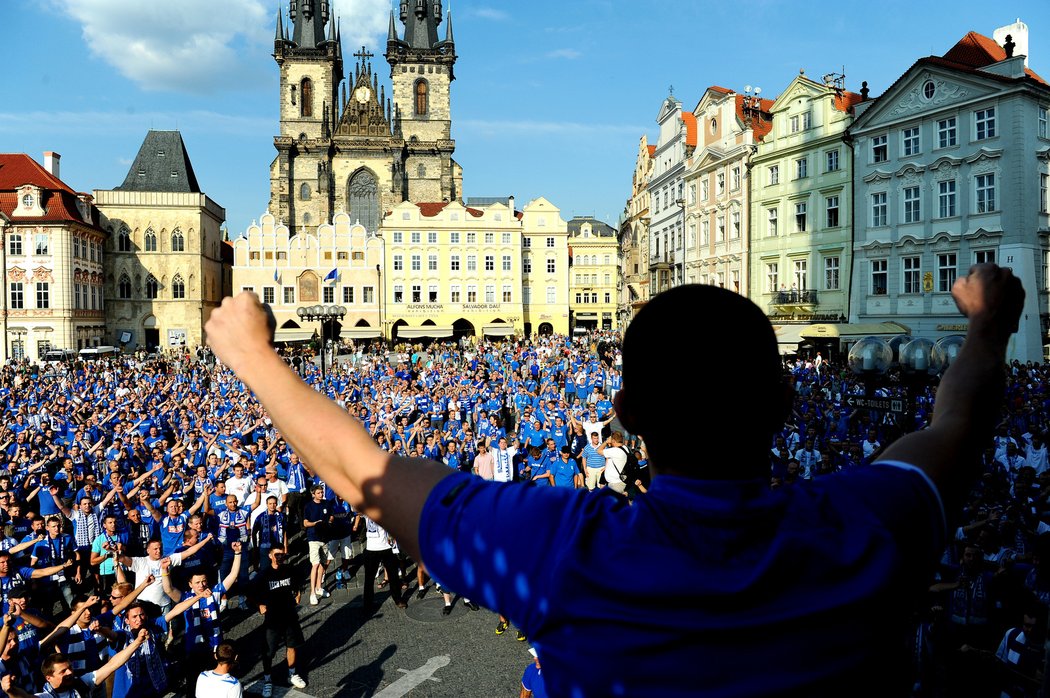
[419,473,590,629]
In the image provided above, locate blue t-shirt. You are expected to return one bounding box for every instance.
[418,463,944,697]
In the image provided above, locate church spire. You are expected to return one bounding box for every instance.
[289,0,329,49]
[275,7,284,43]
[444,10,454,44]
[387,9,398,43]
[398,0,442,50]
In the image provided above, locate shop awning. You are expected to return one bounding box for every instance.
[773,324,809,346]
[482,324,515,337]
[397,326,454,339]
[341,328,382,339]
[800,321,911,339]
[575,312,598,319]
[274,329,314,342]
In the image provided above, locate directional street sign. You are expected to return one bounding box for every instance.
[845,395,906,414]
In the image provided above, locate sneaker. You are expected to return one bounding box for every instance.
[466,600,479,611]
[516,631,527,642]
[289,674,307,690]
[262,682,273,698]
[442,604,452,616]
[416,587,427,599]
[321,588,331,598]
[495,620,509,635]
[309,593,318,606]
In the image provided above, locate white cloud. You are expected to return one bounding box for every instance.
[545,48,581,60]
[472,7,510,21]
[329,0,389,54]
[51,0,270,93]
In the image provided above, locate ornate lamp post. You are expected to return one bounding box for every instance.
[296,304,347,380]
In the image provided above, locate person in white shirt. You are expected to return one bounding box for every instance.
[224,463,253,506]
[196,641,243,698]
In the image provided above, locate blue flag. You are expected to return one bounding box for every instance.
[324,268,339,283]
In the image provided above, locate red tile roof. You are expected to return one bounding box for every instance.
[415,202,485,218]
[708,85,733,95]
[833,91,866,113]
[941,31,1046,84]
[0,154,102,229]
[680,112,697,147]
[734,95,776,142]
[646,145,656,157]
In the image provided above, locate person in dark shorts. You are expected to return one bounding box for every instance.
[254,548,307,696]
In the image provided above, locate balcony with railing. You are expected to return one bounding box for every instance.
[772,289,818,311]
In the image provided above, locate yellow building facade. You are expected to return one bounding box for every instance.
[568,216,619,332]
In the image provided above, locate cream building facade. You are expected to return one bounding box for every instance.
[568,216,618,332]
[234,211,384,342]
[618,136,654,327]
[683,87,773,296]
[96,131,230,350]
[0,152,107,360]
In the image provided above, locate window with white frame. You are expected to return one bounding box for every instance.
[547,286,556,303]
[411,231,421,244]
[411,254,421,271]
[284,286,296,304]
[766,262,778,293]
[795,157,808,179]
[393,254,403,271]
[428,254,438,271]
[938,117,957,148]
[688,224,696,248]
[522,237,531,248]
[731,167,741,191]
[795,202,807,232]
[546,237,555,248]
[484,285,495,303]
[717,172,725,195]
[871,192,888,227]
[701,220,710,246]
[872,134,888,163]
[974,249,996,265]
[342,287,354,304]
[1042,173,1048,213]
[428,285,439,302]
[450,231,460,244]
[902,127,920,156]
[502,285,512,302]
[9,282,23,309]
[731,212,740,239]
[826,196,840,228]
[768,165,779,186]
[523,257,532,274]
[263,287,275,304]
[871,259,888,295]
[502,232,512,245]
[902,256,921,294]
[467,285,477,302]
[903,186,921,223]
[689,184,696,205]
[976,173,996,213]
[825,149,839,172]
[428,231,438,244]
[937,253,957,292]
[7,234,21,256]
[484,255,494,272]
[975,107,996,140]
[467,255,477,271]
[716,216,725,242]
[363,287,374,303]
[767,208,778,237]
[1039,106,1049,138]
[701,180,709,200]
[938,180,957,218]
[35,234,48,256]
[484,232,494,244]
[793,259,808,290]
[393,231,403,243]
[731,269,740,293]
[467,232,477,244]
[450,254,460,271]
[522,287,531,304]
[502,255,512,272]
[450,285,461,303]
[824,256,840,290]
[322,286,334,304]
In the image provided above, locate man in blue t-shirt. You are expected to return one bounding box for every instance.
[207,264,1023,697]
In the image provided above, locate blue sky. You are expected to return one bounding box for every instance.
[2,1,1048,237]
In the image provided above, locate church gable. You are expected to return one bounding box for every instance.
[336,48,394,139]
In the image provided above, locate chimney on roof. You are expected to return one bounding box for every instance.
[508,195,514,214]
[43,152,61,180]
[993,19,1029,68]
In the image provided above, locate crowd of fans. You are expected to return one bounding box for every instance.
[0,333,1044,697]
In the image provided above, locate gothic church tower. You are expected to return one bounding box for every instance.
[270,0,461,236]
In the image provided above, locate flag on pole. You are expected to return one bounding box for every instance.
[273,268,281,283]
[324,268,339,283]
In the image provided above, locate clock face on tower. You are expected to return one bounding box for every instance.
[355,86,371,104]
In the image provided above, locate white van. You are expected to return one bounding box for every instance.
[42,349,77,362]
[79,346,120,360]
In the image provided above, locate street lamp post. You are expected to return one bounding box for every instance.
[296,304,346,380]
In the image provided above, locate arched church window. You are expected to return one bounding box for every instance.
[301,78,314,118]
[347,169,379,232]
[300,183,311,200]
[118,274,131,299]
[415,80,428,116]
[145,275,159,300]
[118,226,131,252]
[144,228,157,252]
[172,275,186,300]
[171,228,184,252]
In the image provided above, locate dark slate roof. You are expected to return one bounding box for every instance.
[567,216,616,237]
[117,130,201,193]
